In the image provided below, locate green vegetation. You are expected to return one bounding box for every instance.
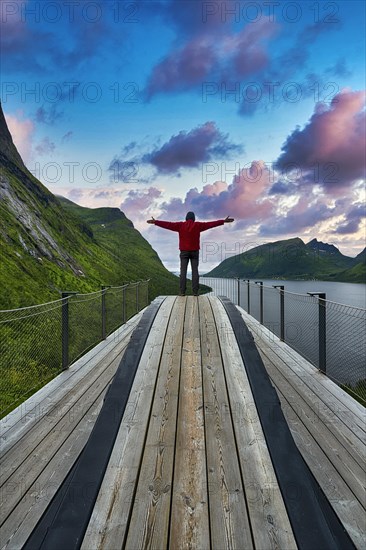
[204,237,365,283]
[0,162,180,310]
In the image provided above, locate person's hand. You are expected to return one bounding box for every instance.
[224,216,234,223]
[147,217,155,224]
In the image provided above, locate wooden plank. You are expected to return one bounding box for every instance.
[0,331,132,495]
[238,306,366,432]
[0,344,125,528]
[81,296,175,550]
[238,307,366,548]
[169,297,210,550]
[269,373,366,549]
[209,297,297,550]
[0,389,105,549]
[0,312,141,456]
[238,309,366,471]
[124,297,185,549]
[252,337,366,506]
[199,296,253,550]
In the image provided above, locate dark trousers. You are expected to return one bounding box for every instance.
[180,250,199,295]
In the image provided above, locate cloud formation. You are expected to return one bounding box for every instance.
[334,203,366,235]
[35,105,64,125]
[35,136,55,156]
[121,187,162,215]
[146,17,277,99]
[62,131,73,143]
[275,90,366,191]
[112,160,276,232]
[143,122,243,174]
[259,195,336,236]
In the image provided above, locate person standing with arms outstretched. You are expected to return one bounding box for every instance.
[147,211,234,296]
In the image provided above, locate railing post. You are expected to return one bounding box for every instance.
[308,292,327,374]
[61,291,77,370]
[145,279,150,306]
[122,284,127,324]
[273,285,285,341]
[246,279,250,314]
[255,281,263,324]
[101,286,110,340]
[237,277,240,306]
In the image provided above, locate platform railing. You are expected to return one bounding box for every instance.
[203,277,366,405]
[0,280,150,418]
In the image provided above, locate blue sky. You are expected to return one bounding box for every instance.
[1,0,365,271]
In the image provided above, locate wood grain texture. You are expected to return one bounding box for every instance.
[169,297,210,550]
[199,296,253,550]
[124,297,185,550]
[81,296,174,550]
[209,297,297,550]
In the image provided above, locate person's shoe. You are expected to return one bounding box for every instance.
[193,293,199,296]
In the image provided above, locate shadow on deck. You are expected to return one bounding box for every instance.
[0,296,364,549]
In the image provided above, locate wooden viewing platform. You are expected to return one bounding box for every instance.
[0,296,364,550]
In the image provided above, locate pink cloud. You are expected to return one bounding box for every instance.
[260,195,336,236]
[5,111,34,162]
[275,90,366,192]
[223,18,276,76]
[159,160,274,223]
[120,187,162,222]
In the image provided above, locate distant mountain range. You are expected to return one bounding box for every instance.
[0,103,179,309]
[204,237,365,283]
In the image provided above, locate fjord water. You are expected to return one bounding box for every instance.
[204,277,366,388]
[256,279,366,309]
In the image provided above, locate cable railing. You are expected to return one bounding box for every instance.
[203,277,366,405]
[0,280,150,418]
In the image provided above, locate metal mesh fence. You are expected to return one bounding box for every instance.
[0,300,63,416]
[68,290,104,366]
[0,281,149,418]
[203,277,366,405]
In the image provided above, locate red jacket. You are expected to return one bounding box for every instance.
[155,219,225,250]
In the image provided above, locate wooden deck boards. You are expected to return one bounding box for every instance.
[1,296,364,549]
[237,306,366,550]
[0,313,143,550]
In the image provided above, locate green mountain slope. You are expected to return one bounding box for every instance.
[0,105,178,309]
[204,237,365,282]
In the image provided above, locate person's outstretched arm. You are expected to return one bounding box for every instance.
[198,216,234,232]
[146,218,182,232]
